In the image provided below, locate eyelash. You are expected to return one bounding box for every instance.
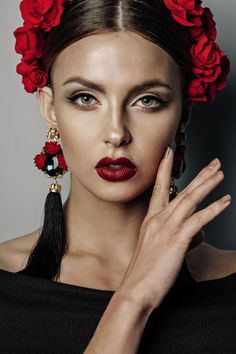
[66,91,169,112]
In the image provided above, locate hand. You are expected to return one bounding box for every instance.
[116,147,231,311]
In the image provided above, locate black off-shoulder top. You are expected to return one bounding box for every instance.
[1,259,236,353]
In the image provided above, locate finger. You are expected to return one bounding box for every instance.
[146,146,174,219]
[179,194,231,243]
[168,157,221,213]
[170,169,225,226]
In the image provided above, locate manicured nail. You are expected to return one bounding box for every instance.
[210,157,220,166]
[164,146,171,159]
[209,158,220,169]
[221,194,231,203]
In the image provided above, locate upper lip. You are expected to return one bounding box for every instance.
[95,157,137,168]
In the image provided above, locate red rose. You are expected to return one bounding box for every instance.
[17,60,48,93]
[190,7,217,41]
[188,78,208,102]
[188,78,218,102]
[214,55,231,91]
[191,35,223,83]
[20,0,65,32]
[44,141,61,155]
[16,59,39,75]
[57,154,68,170]
[206,84,217,103]
[192,65,221,84]
[163,0,203,27]
[14,26,44,61]
[34,153,46,169]
[23,68,48,92]
[196,55,230,103]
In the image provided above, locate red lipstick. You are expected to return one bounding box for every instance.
[95,157,138,181]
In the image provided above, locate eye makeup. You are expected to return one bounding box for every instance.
[66,91,170,112]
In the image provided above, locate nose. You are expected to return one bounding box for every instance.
[104,107,132,147]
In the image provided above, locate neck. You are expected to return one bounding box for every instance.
[63,174,154,263]
[63,174,205,263]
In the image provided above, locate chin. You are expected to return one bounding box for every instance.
[89,180,151,203]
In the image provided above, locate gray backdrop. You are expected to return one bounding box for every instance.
[1,1,235,249]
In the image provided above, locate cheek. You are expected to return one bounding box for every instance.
[136,115,179,159]
[135,132,168,183]
[53,99,98,169]
[55,115,91,172]
[135,112,181,181]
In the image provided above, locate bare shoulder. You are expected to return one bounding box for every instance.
[186,240,236,282]
[0,228,42,272]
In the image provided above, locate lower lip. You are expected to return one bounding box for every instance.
[95,166,138,181]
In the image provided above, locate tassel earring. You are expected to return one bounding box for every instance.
[17,127,69,280]
[169,130,186,202]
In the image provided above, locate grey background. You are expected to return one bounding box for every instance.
[0,1,235,249]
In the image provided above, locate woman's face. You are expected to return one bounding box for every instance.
[39,31,182,202]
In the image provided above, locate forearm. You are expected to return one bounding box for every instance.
[83,292,153,354]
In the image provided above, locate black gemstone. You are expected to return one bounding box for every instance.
[45,155,59,177]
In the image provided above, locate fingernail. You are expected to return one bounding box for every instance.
[164,146,171,159]
[209,158,220,169]
[221,194,231,203]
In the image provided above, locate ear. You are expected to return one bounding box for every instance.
[36,86,59,131]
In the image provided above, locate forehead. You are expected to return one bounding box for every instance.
[52,31,181,90]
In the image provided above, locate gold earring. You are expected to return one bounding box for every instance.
[33,127,69,193]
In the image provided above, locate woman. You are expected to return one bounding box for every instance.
[0,0,235,352]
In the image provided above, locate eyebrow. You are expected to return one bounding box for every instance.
[62,75,173,95]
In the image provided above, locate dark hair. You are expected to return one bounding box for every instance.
[17,0,195,280]
[45,0,194,97]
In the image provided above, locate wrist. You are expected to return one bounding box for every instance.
[112,287,155,319]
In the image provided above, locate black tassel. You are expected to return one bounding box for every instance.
[17,187,68,280]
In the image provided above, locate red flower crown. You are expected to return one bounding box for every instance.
[14,0,230,102]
